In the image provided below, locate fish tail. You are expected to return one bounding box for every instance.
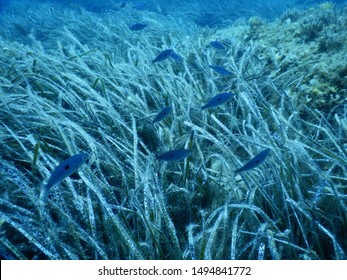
[232,170,239,177]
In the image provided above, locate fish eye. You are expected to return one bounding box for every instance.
[65,164,70,170]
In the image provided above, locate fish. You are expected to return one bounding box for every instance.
[234,148,270,174]
[129,23,147,31]
[156,149,192,162]
[209,65,232,76]
[152,106,171,123]
[153,49,174,63]
[209,41,225,50]
[201,92,235,110]
[40,153,88,202]
[120,2,126,8]
[170,51,183,62]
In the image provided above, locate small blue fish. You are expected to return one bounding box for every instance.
[170,51,183,62]
[40,153,88,202]
[120,2,126,8]
[210,41,225,50]
[235,148,270,174]
[129,23,147,31]
[153,106,171,123]
[153,49,174,63]
[201,92,235,110]
[157,149,192,162]
[209,65,232,76]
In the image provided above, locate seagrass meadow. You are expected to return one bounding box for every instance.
[0,1,346,260]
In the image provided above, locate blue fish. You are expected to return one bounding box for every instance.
[153,49,174,63]
[40,153,88,202]
[201,92,235,110]
[157,149,192,162]
[209,65,232,76]
[153,106,171,123]
[235,148,270,173]
[129,23,147,31]
[170,51,183,62]
[209,41,225,50]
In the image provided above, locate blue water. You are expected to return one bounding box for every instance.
[1,0,346,26]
